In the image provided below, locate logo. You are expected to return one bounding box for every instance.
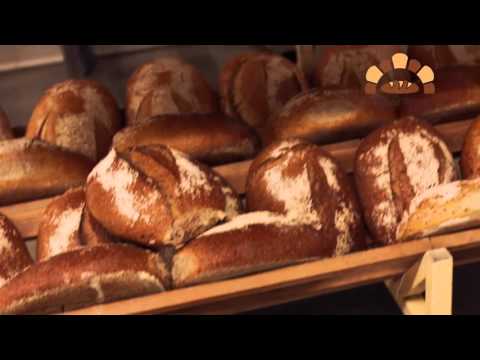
[365,53,435,95]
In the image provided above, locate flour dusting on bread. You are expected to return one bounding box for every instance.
[47,206,83,258]
[170,149,213,198]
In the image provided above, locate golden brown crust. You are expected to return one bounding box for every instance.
[113,113,260,165]
[0,213,33,287]
[0,244,170,315]
[0,138,95,206]
[261,89,399,146]
[25,79,122,161]
[0,107,14,141]
[461,116,480,179]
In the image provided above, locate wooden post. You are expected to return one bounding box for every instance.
[60,46,96,78]
[296,45,316,84]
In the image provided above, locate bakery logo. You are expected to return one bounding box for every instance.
[365,53,435,95]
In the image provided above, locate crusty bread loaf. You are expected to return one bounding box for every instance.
[400,66,480,124]
[408,45,457,70]
[397,178,480,241]
[0,107,14,141]
[219,52,308,131]
[126,57,218,125]
[354,117,458,246]
[0,244,170,315]
[0,213,33,287]
[26,80,122,161]
[461,116,480,179]
[113,113,260,165]
[261,89,399,146]
[86,145,242,249]
[0,138,95,206]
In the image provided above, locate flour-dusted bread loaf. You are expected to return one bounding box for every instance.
[397,178,480,241]
[400,66,480,124]
[0,107,14,141]
[0,138,95,206]
[461,116,480,179]
[37,187,112,261]
[0,213,33,287]
[261,89,399,146]
[219,52,308,131]
[26,80,122,162]
[355,117,458,246]
[86,145,242,249]
[113,113,260,165]
[0,244,170,315]
[126,57,218,125]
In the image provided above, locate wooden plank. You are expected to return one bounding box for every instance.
[425,249,453,315]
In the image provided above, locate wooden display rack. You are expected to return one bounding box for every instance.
[0,118,476,315]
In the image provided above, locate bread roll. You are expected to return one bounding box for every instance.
[261,89,399,146]
[461,116,480,179]
[0,244,170,315]
[400,66,480,124]
[0,139,95,206]
[86,145,242,249]
[219,52,308,131]
[0,213,33,287]
[126,57,218,125]
[113,113,260,165]
[354,117,458,245]
[397,178,480,241]
[26,80,122,162]
[0,107,14,141]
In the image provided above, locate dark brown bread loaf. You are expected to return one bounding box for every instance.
[354,117,458,246]
[0,244,170,315]
[0,213,33,287]
[461,116,480,179]
[0,138,95,206]
[86,145,242,250]
[219,52,308,131]
[261,89,399,146]
[126,57,218,126]
[113,113,260,165]
[25,80,122,162]
[0,107,14,141]
[400,66,480,124]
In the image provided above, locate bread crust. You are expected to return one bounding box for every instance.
[461,116,480,179]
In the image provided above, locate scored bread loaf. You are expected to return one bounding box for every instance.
[113,113,260,165]
[0,213,33,287]
[26,79,122,162]
[0,244,170,315]
[461,116,480,179]
[126,57,218,125]
[0,138,95,206]
[219,52,308,131]
[354,117,458,245]
[260,89,399,146]
[400,66,480,124]
[0,107,14,141]
[86,145,242,249]
[397,178,480,241]
[37,187,112,261]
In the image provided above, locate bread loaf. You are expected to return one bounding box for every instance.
[408,45,457,70]
[113,113,260,165]
[354,117,458,245]
[261,89,399,146]
[0,244,170,315]
[0,107,14,141]
[461,116,480,179]
[397,178,480,241]
[126,57,218,125]
[400,66,480,124]
[86,145,242,249]
[26,80,122,161]
[0,138,95,206]
[219,52,308,131]
[0,213,33,287]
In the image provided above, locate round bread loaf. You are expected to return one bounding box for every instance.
[113,113,260,165]
[461,116,480,179]
[0,138,95,206]
[219,52,308,131]
[0,213,33,287]
[261,89,399,146]
[126,57,218,125]
[0,107,14,141]
[0,244,170,315]
[354,117,458,245]
[37,187,112,261]
[25,79,122,162]
[86,145,242,249]
[400,66,480,124]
